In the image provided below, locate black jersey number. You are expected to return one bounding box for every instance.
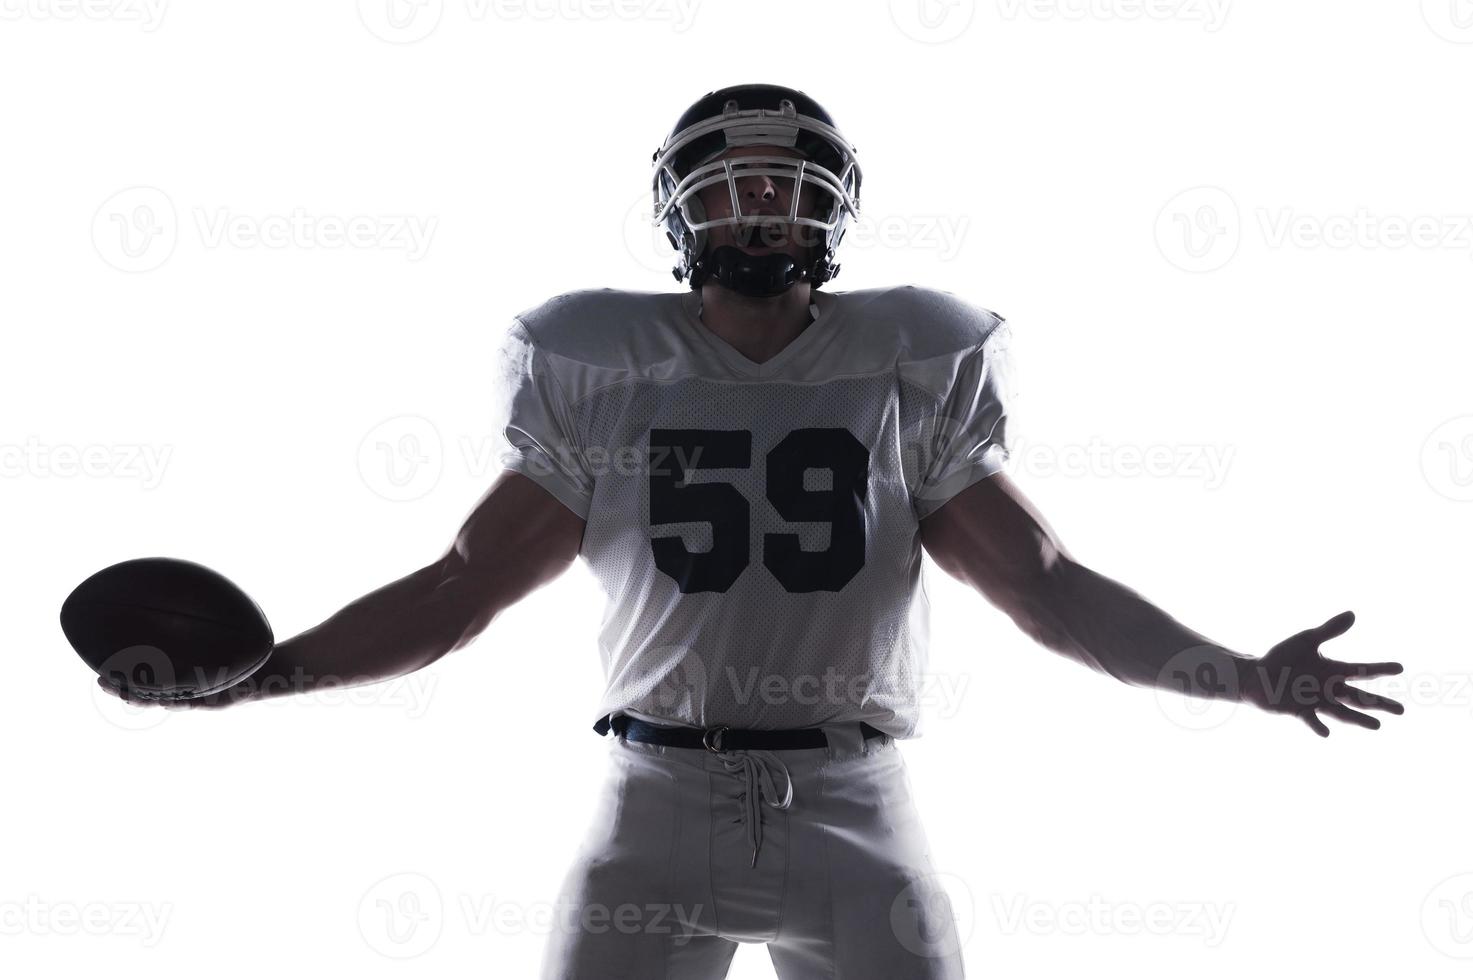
[648,427,869,594]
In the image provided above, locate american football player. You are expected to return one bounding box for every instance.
[103,83,1405,979]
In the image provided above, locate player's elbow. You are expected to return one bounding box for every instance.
[926,523,1078,656]
[961,541,1064,633]
[923,508,1065,609]
[996,551,1081,650]
[434,532,579,656]
[427,552,525,657]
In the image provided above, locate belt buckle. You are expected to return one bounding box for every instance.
[702,725,729,753]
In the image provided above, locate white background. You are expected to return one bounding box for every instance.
[4,1,1470,977]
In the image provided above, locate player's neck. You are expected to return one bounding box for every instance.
[695,282,815,366]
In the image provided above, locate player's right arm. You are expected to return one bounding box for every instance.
[102,471,584,708]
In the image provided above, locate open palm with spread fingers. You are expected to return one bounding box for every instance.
[1242,610,1404,736]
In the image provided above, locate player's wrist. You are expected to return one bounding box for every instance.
[202,642,311,704]
[1233,655,1272,712]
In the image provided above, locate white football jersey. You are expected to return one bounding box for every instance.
[492,285,1015,738]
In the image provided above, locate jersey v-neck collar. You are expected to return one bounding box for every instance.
[676,289,835,379]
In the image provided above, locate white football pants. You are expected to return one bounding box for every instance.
[539,723,967,979]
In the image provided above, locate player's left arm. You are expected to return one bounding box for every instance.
[918,471,1404,736]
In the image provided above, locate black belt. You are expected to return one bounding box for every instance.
[603,714,888,752]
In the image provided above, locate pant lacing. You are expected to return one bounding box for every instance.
[718,749,794,868]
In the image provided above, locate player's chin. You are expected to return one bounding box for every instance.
[729,238,810,263]
[735,244,795,259]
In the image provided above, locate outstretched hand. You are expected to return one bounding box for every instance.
[1241,610,1403,736]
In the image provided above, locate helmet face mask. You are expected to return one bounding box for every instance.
[675,152,848,249]
[651,85,862,297]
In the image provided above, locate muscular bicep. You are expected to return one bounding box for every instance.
[437,470,585,638]
[918,472,1072,613]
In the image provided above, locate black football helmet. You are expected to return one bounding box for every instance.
[651,84,862,297]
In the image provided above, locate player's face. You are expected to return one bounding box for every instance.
[694,144,828,266]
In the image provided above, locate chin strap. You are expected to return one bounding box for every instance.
[694,245,804,298]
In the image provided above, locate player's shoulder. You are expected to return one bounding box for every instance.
[509,287,671,359]
[829,283,1007,359]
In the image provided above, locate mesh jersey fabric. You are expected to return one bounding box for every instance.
[491,284,1016,737]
